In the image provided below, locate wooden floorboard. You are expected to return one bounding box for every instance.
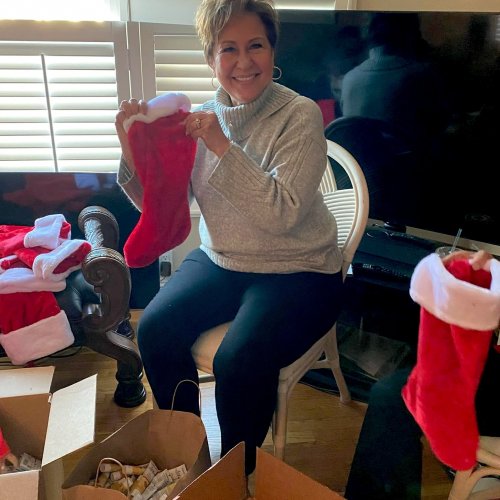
[0,346,452,498]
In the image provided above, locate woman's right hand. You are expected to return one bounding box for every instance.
[115,98,148,171]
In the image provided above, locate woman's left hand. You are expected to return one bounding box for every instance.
[185,111,231,158]
[442,249,492,271]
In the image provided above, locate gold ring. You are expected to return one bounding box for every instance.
[195,118,201,129]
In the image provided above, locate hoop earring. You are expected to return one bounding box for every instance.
[211,74,217,89]
[272,65,282,81]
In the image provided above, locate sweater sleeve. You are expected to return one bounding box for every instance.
[207,98,327,235]
[117,156,144,211]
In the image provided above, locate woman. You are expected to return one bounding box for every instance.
[115,0,344,473]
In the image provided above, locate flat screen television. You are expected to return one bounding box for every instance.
[275,10,500,253]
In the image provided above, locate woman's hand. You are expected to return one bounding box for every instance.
[115,99,148,172]
[442,249,492,271]
[185,111,231,158]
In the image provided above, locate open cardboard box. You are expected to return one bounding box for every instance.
[174,442,344,500]
[0,366,96,500]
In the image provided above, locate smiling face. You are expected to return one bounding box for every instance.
[209,12,274,106]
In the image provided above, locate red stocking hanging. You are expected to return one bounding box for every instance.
[123,93,197,268]
[402,253,500,471]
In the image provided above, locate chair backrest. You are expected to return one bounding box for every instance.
[324,116,420,232]
[320,139,369,279]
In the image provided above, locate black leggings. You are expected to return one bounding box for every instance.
[137,248,344,472]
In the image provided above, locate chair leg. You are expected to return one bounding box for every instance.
[272,386,289,461]
[85,329,147,408]
[324,325,351,404]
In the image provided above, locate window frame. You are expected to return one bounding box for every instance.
[0,19,129,173]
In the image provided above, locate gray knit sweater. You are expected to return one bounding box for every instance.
[119,82,342,274]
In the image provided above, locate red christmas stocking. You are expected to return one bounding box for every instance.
[402,253,500,471]
[124,104,197,268]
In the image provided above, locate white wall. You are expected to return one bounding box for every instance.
[128,0,339,25]
[129,0,200,24]
[172,215,201,271]
[128,0,498,24]
[348,0,499,11]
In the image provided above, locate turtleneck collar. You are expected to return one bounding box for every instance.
[211,82,298,142]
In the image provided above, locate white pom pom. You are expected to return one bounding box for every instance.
[123,92,191,133]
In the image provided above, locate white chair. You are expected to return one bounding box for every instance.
[191,139,369,460]
[448,436,500,500]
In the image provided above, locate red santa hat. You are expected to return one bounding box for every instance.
[402,253,500,471]
[24,213,71,249]
[0,214,72,260]
[0,289,74,366]
[0,214,88,365]
[0,267,66,293]
[15,239,91,280]
[0,214,90,279]
[122,92,197,268]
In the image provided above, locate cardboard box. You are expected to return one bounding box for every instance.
[62,409,212,499]
[0,366,96,500]
[174,442,344,500]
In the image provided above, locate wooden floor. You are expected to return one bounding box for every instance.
[1,346,452,498]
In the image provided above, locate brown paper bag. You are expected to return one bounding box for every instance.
[62,409,211,500]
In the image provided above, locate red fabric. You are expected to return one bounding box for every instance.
[60,221,71,240]
[0,225,31,258]
[0,291,61,334]
[0,220,71,258]
[53,242,90,273]
[13,247,50,268]
[124,110,197,268]
[0,255,24,271]
[0,427,10,459]
[14,241,91,274]
[402,259,494,471]
[316,99,336,127]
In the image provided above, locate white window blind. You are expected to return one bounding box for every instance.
[0,22,126,173]
[0,0,122,21]
[138,23,216,107]
[153,33,216,108]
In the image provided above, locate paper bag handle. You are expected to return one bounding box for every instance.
[95,457,131,499]
[171,379,202,416]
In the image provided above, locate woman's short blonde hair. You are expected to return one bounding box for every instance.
[195,0,279,64]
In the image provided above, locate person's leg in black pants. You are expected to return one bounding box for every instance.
[213,269,344,473]
[137,248,246,413]
[476,344,499,436]
[138,248,344,474]
[344,367,423,500]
